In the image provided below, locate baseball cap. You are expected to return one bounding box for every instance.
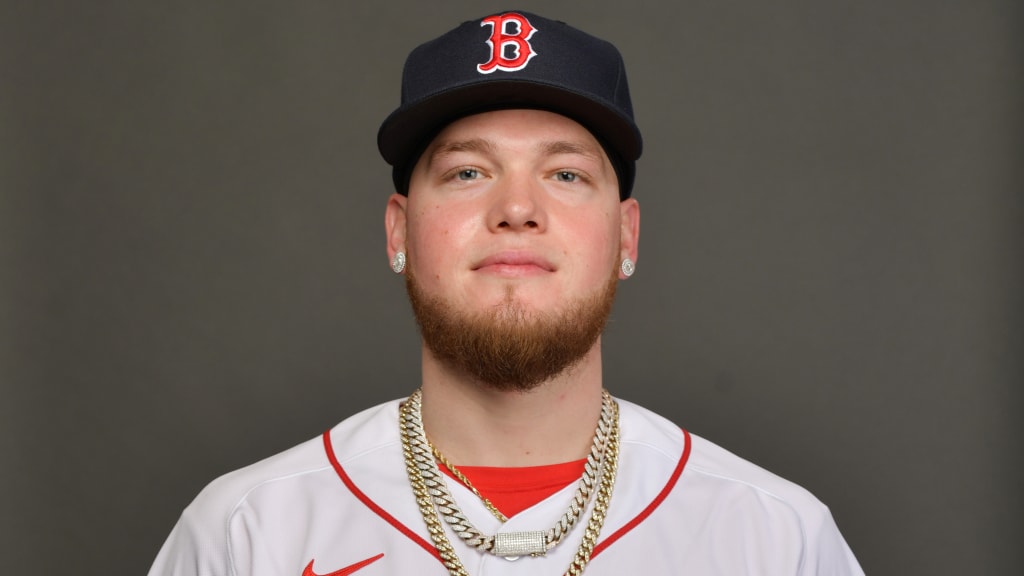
[377,10,643,199]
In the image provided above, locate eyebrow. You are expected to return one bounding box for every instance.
[424,137,606,171]
[539,140,605,164]
[425,138,496,169]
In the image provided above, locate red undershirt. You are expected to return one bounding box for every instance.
[439,459,588,518]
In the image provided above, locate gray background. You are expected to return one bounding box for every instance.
[2,1,1021,574]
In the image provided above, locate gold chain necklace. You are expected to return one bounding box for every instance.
[407,390,614,556]
[431,445,509,523]
[399,390,620,576]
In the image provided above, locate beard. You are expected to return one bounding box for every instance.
[405,267,618,393]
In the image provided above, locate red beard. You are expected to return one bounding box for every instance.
[405,267,618,392]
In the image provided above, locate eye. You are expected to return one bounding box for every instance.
[456,168,480,181]
[554,171,578,183]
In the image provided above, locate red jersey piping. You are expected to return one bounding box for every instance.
[322,431,442,563]
[323,426,692,566]
[591,428,691,558]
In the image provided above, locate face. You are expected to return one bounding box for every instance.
[386,109,639,389]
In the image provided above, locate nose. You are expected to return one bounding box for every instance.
[487,173,545,232]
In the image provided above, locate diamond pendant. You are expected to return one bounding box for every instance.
[492,530,547,558]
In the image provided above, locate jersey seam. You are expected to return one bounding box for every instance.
[684,464,809,571]
[618,438,682,462]
[223,464,335,576]
[685,465,811,509]
[332,438,403,465]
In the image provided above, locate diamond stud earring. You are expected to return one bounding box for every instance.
[621,257,635,278]
[391,252,406,274]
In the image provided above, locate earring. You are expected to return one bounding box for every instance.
[621,257,635,278]
[391,251,406,274]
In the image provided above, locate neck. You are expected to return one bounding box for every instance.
[419,340,606,467]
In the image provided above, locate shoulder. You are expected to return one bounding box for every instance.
[183,401,402,525]
[182,435,328,522]
[688,431,829,514]
[612,399,863,575]
[148,401,402,576]
[619,398,828,515]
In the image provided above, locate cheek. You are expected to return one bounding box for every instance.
[564,211,620,271]
[407,207,476,277]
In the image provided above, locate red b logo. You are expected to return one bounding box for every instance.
[477,13,538,74]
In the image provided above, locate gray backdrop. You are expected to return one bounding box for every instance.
[2,1,1021,574]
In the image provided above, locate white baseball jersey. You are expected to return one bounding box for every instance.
[148,398,864,575]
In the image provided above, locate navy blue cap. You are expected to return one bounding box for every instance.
[377,10,643,198]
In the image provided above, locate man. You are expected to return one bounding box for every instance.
[149,10,863,575]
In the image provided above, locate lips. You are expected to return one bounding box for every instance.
[472,251,555,276]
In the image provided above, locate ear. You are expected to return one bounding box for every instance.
[385,193,408,271]
[618,197,640,279]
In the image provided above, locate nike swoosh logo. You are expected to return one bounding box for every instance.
[302,553,384,576]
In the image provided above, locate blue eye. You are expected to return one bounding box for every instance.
[457,169,479,180]
[555,171,577,183]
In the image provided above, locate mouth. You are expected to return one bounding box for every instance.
[472,251,555,277]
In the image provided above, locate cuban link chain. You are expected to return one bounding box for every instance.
[405,390,613,555]
[399,389,620,576]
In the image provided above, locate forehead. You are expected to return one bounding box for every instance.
[422,109,610,161]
